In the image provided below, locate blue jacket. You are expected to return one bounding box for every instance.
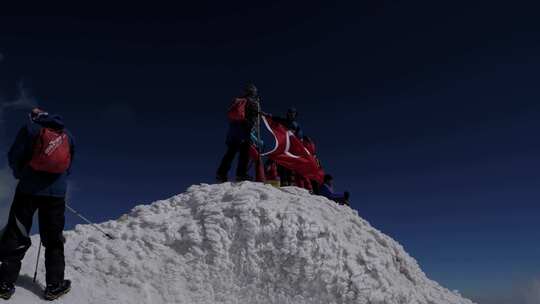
[320,183,346,201]
[8,114,75,198]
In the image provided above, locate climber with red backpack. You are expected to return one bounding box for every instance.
[216,84,261,182]
[0,108,74,301]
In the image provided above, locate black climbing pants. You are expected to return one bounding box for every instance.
[278,165,293,186]
[0,191,65,285]
[217,141,250,178]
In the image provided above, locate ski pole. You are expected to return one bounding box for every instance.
[257,112,262,153]
[65,204,114,240]
[33,242,42,283]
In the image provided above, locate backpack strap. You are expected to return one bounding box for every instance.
[33,128,46,156]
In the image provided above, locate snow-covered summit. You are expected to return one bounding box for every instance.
[11,182,474,303]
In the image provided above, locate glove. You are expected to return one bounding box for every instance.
[30,108,48,121]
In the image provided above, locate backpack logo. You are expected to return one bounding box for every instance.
[29,128,71,174]
[44,134,66,156]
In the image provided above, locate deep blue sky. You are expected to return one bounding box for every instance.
[1,2,539,302]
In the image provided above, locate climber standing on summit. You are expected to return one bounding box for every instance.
[0,108,74,301]
[216,84,261,182]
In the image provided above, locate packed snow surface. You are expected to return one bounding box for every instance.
[10,182,474,303]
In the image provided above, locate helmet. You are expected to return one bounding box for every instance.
[324,174,333,183]
[286,107,298,119]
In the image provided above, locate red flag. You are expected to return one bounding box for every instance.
[261,115,324,184]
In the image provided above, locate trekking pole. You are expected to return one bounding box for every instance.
[65,204,115,240]
[256,105,263,154]
[33,242,42,283]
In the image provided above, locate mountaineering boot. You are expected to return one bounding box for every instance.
[0,282,15,300]
[44,280,71,301]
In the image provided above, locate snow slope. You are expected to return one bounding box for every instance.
[9,182,474,303]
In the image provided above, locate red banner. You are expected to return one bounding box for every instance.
[261,115,324,184]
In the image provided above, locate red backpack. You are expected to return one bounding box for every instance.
[29,128,71,174]
[227,98,247,122]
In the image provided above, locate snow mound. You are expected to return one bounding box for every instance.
[11,182,474,303]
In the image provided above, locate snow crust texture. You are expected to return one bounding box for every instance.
[13,182,474,304]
